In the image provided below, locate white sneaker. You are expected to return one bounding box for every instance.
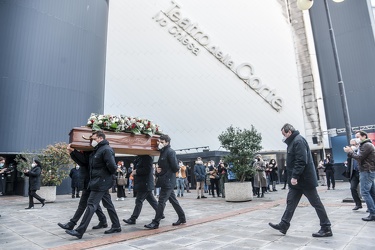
[116,198,120,201]
[120,197,125,201]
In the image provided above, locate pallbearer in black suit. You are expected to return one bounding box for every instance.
[144,134,186,229]
[123,155,159,225]
[65,130,121,239]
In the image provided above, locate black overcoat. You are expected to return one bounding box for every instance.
[155,144,179,188]
[133,155,154,192]
[284,131,318,190]
[25,165,42,191]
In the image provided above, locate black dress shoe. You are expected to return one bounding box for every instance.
[172,219,186,226]
[201,196,207,198]
[92,222,108,229]
[352,206,363,211]
[362,215,375,221]
[25,206,34,209]
[41,199,45,207]
[58,222,74,230]
[104,227,121,234]
[312,227,333,237]
[144,221,159,229]
[268,222,288,235]
[123,218,136,224]
[65,229,83,239]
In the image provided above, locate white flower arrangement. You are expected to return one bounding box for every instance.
[86,113,163,136]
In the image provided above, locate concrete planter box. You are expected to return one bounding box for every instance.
[35,186,56,203]
[225,182,253,202]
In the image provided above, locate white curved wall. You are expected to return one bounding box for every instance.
[104,0,305,151]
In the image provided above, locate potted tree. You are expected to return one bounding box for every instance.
[16,142,73,202]
[218,125,262,202]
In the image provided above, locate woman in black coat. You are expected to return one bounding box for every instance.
[24,159,45,209]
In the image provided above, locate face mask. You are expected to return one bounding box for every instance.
[76,165,80,169]
[31,163,37,167]
[0,163,4,168]
[355,138,361,144]
[257,158,260,161]
[179,163,182,166]
[158,143,164,150]
[91,140,98,147]
[282,136,287,143]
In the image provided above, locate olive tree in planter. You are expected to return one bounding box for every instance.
[16,142,73,202]
[218,125,262,202]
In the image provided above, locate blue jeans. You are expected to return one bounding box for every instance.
[359,171,375,215]
[176,177,185,195]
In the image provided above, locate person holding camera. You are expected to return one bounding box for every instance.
[209,161,220,198]
[24,159,46,209]
[218,161,228,198]
[324,154,335,190]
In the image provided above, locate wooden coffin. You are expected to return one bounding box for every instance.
[69,127,160,156]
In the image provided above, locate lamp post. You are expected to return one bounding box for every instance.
[298,0,352,144]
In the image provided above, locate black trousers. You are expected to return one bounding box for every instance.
[325,170,335,188]
[281,187,331,228]
[28,189,44,207]
[153,187,185,224]
[70,188,106,225]
[131,191,158,219]
[350,170,361,207]
[72,187,80,197]
[210,178,220,196]
[75,190,120,235]
[117,185,126,198]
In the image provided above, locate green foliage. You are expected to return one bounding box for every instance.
[218,125,262,182]
[15,142,74,186]
[40,142,73,186]
[15,152,38,178]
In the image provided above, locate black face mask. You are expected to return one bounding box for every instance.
[257,158,260,161]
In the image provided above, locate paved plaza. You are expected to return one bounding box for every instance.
[0,181,374,250]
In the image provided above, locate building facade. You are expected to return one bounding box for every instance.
[1,0,374,193]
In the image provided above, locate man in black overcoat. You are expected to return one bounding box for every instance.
[269,123,332,237]
[65,130,120,239]
[58,148,107,231]
[123,155,159,224]
[144,134,186,229]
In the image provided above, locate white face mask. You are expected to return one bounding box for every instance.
[282,136,287,143]
[179,163,182,166]
[31,163,37,167]
[76,165,80,169]
[0,163,4,168]
[158,143,164,150]
[355,138,361,144]
[91,140,98,147]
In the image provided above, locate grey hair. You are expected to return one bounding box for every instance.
[281,123,296,133]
